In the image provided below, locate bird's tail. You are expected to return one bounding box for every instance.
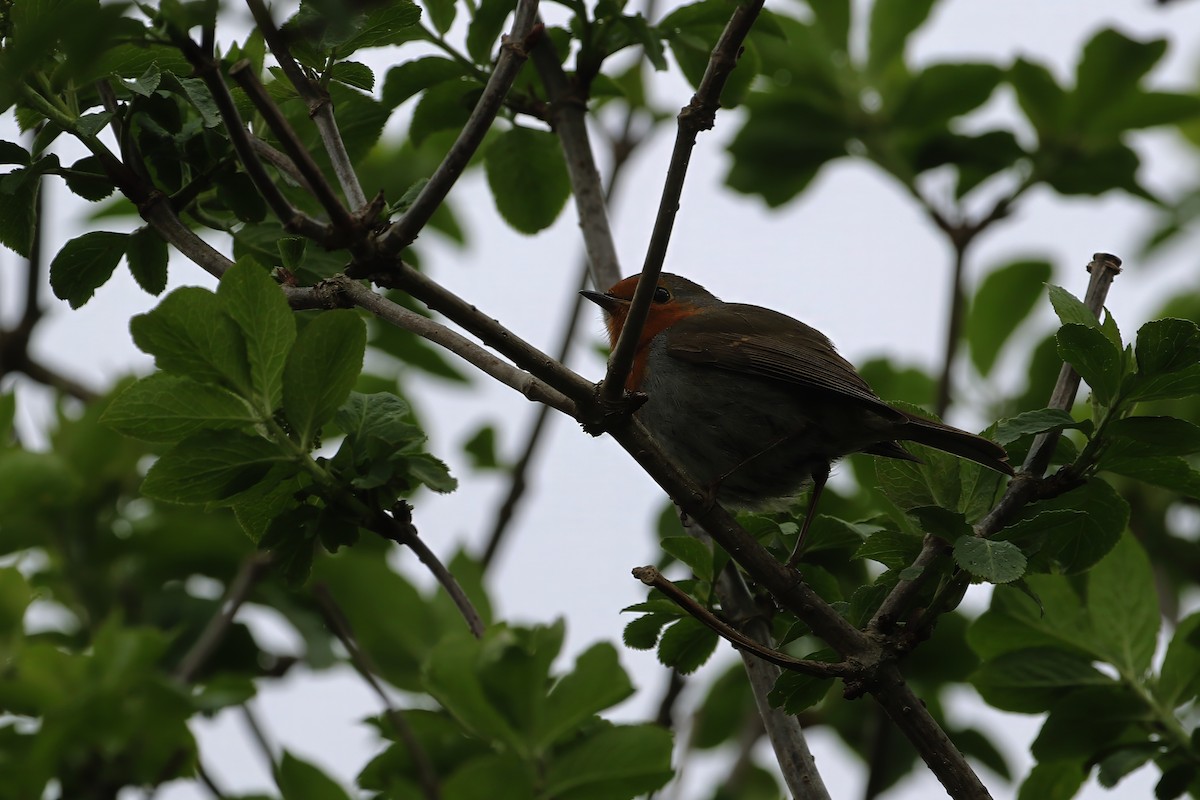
[897,413,1014,476]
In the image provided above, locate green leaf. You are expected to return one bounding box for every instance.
[1134,318,1200,377]
[953,536,1026,584]
[130,287,253,395]
[970,647,1112,713]
[462,424,500,469]
[1101,455,1200,496]
[539,643,635,749]
[336,1,422,54]
[62,155,115,200]
[382,56,469,108]
[443,753,533,800]
[994,408,1084,446]
[767,651,836,713]
[484,127,571,234]
[1087,534,1160,675]
[278,750,353,800]
[409,79,477,146]
[1010,58,1066,137]
[1056,323,1122,405]
[329,60,375,91]
[967,260,1052,375]
[542,724,673,799]
[1156,612,1200,709]
[622,614,673,650]
[467,0,517,63]
[660,536,713,582]
[1072,29,1166,128]
[216,171,267,223]
[891,63,1002,129]
[217,258,296,413]
[125,225,169,296]
[0,568,32,641]
[102,373,258,442]
[1032,685,1149,761]
[1105,416,1200,458]
[1045,142,1151,200]
[282,309,366,448]
[855,529,922,570]
[657,617,718,675]
[1047,284,1099,329]
[142,431,288,505]
[1126,363,1200,402]
[866,0,937,76]
[1017,762,1085,800]
[424,0,457,34]
[1019,479,1127,574]
[48,230,129,308]
[0,169,37,257]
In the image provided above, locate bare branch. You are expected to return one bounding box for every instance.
[600,0,764,403]
[332,277,578,417]
[174,552,274,683]
[243,0,368,210]
[530,34,623,290]
[378,0,543,255]
[312,584,440,800]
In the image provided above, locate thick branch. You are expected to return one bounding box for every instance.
[378,0,542,255]
[600,0,764,402]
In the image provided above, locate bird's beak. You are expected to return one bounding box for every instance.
[579,290,625,313]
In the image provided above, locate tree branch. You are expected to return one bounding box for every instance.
[243,0,368,211]
[600,0,764,403]
[174,552,274,683]
[377,0,543,256]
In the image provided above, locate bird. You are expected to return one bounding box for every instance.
[581,272,1013,566]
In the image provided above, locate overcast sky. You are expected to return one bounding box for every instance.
[5,0,1200,798]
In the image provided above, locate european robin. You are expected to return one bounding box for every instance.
[582,272,1013,565]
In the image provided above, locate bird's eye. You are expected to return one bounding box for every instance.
[652,287,671,303]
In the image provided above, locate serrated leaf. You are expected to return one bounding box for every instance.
[953,536,1026,584]
[49,230,129,308]
[854,529,921,569]
[142,431,289,504]
[1086,534,1159,675]
[622,614,671,650]
[1047,284,1099,329]
[1126,363,1200,402]
[484,127,570,234]
[217,259,296,413]
[130,287,253,395]
[125,225,169,296]
[63,155,115,200]
[0,169,37,256]
[102,373,258,442]
[336,1,422,55]
[538,643,635,749]
[660,536,713,582]
[329,60,375,91]
[657,617,718,674]
[994,408,1084,446]
[282,310,366,448]
[1056,323,1122,405]
[1134,318,1200,377]
[382,57,469,108]
[967,260,1053,376]
[542,724,673,799]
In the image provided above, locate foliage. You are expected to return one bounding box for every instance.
[2,0,1200,798]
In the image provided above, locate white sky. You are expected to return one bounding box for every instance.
[5,0,1200,798]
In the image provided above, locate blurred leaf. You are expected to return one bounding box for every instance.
[970,647,1112,713]
[443,753,533,800]
[994,408,1084,446]
[660,537,713,582]
[538,642,635,749]
[952,727,1010,780]
[542,724,673,799]
[1032,685,1148,761]
[1086,534,1159,675]
[424,0,457,34]
[467,0,517,63]
[1105,416,1200,458]
[49,230,129,308]
[278,751,353,800]
[891,63,1002,129]
[283,310,366,448]
[1017,761,1084,800]
[410,79,478,146]
[484,126,570,234]
[462,424,500,469]
[1010,57,1066,137]
[1157,612,1200,709]
[855,529,921,569]
[866,0,937,76]
[382,56,470,108]
[767,650,836,713]
[1071,29,1166,128]
[968,260,1052,376]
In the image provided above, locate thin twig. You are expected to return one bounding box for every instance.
[378,0,543,255]
[251,136,316,193]
[240,704,278,775]
[227,61,358,236]
[935,238,970,417]
[600,0,764,403]
[332,277,578,417]
[633,566,850,678]
[378,502,486,639]
[243,0,368,210]
[174,552,274,683]
[171,35,333,243]
[312,584,440,800]
[529,31,623,290]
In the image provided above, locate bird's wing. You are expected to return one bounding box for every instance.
[664,304,906,420]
